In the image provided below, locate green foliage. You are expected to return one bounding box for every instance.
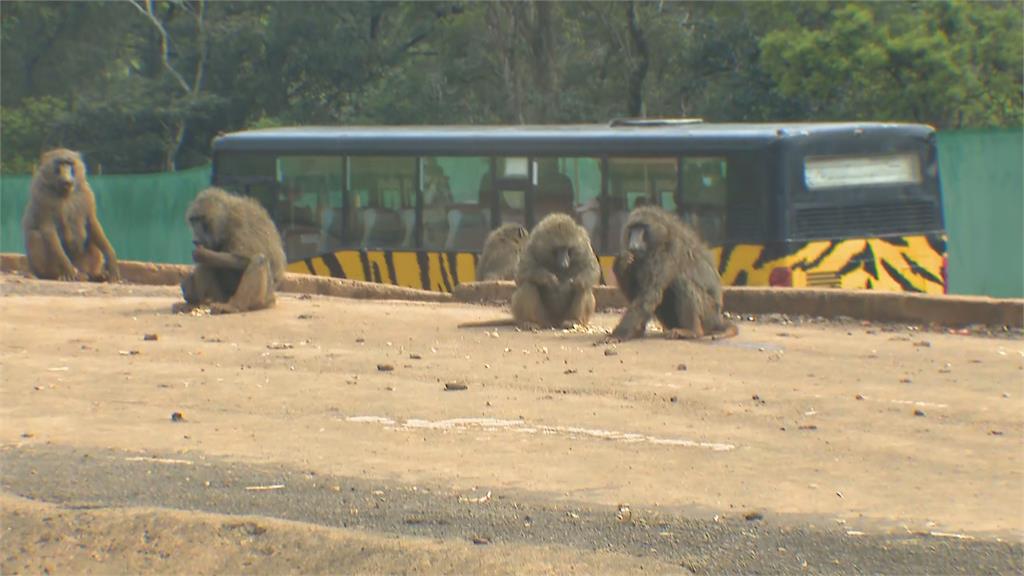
[760,2,1023,128]
[1,0,1020,173]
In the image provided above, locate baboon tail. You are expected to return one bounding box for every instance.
[708,322,739,340]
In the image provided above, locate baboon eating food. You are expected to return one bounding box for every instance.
[174,187,286,314]
[460,213,600,330]
[22,148,121,282]
[609,206,737,341]
[476,223,529,281]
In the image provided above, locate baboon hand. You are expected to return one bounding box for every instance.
[536,270,560,286]
[58,267,84,282]
[192,245,212,263]
[104,260,122,282]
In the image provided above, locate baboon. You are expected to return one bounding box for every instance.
[460,213,600,330]
[609,206,737,341]
[22,148,121,282]
[476,223,529,281]
[174,187,286,314]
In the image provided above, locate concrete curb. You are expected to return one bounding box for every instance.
[453,280,1023,329]
[0,254,452,304]
[3,253,1019,328]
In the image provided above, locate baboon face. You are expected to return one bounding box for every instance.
[39,150,82,197]
[544,243,582,274]
[625,223,658,257]
[186,195,227,249]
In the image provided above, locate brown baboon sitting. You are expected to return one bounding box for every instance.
[22,148,121,282]
[609,206,737,341]
[476,223,529,281]
[460,213,600,330]
[174,187,286,314]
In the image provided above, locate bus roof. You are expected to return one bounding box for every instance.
[212,122,935,156]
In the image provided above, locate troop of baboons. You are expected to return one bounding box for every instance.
[21,147,737,340]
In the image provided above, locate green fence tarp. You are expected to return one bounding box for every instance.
[937,129,1024,299]
[1,165,210,265]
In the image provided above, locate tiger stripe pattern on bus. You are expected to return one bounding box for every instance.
[287,233,947,294]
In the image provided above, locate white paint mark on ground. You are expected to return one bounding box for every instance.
[124,456,193,465]
[344,415,735,451]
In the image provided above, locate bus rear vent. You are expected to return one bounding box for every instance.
[794,201,939,238]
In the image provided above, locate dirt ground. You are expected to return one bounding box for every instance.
[1,274,1022,573]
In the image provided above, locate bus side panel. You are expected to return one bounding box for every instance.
[713,233,946,293]
[285,231,944,295]
[286,249,477,292]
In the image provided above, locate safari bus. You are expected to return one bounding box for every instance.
[210,120,947,293]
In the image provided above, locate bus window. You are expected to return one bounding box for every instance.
[274,156,344,260]
[607,158,678,252]
[528,156,602,242]
[680,157,728,245]
[438,156,490,251]
[349,156,416,249]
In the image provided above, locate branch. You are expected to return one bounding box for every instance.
[128,0,191,94]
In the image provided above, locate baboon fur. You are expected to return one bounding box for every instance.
[22,148,121,282]
[476,223,529,281]
[175,187,286,314]
[610,206,737,340]
[509,213,601,329]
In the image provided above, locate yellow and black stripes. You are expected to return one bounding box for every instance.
[289,250,478,292]
[288,233,947,294]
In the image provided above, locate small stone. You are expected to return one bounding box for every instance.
[855,394,865,400]
[171,411,185,422]
[677,363,688,371]
[471,536,491,545]
[670,396,678,403]
[744,511,763,521]
[604,349,618,356]
[913,409,926,417]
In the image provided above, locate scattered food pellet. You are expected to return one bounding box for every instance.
[171,412,185,422]
[855,394,865,400]
[670,396,678,403]
[604,349,618,356]
[744,511,764,521]
[913,341,932,348]
[471,536,491,545]
[798,424,818,431]
[989,430,1004,436]
[677,363,688,371]
[409,353,422,360]
[444,382,468,391]
[143,334,158,341]
[913,409,926,417]
[899,377,912,384]
[377,364,394,372]
[564,368,577,375]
